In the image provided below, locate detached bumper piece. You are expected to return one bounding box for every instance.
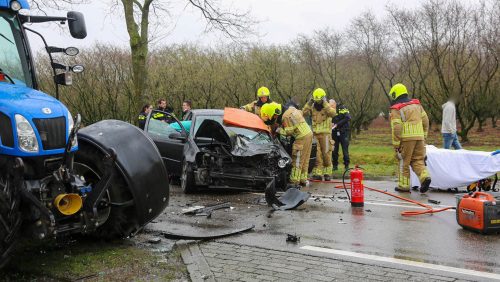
[265,179,310,210]
[162,225,255,240]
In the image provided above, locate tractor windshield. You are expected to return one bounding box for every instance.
[0,10,32,87]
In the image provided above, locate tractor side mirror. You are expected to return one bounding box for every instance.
[67,11,87,39]
[54,72,72,86]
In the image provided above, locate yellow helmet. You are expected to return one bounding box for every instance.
[257,86,270,98]
[260,102,282,121]
[388,83,408,100]
[312,88,326,101]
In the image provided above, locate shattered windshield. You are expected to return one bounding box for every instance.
[194,115,271,144]
[0,11,31,87]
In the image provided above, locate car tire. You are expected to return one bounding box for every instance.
[0,167,22,269]
[181,159,197,194]
[74,143,139,239]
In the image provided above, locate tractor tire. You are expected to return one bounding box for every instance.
[0,169,22,269]
[74,143,139,239]
[181,159,197,194]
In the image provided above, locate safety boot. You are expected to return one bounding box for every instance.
[419,177,432,193]
[323,175,331,181]
[395,187,411,193]
[311,175,323,181]
[299,180,309,187]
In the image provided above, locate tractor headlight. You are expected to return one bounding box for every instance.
[68,111,78,148]
[15,114,39,153]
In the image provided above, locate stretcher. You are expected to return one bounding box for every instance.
[410,145,500,189]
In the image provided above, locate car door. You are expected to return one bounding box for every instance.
[145,110,189,176]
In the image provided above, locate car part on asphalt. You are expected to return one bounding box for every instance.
[456,192,500,234]
[182,202,231,217]
[428,199,441,205]
[286,234,300,243]
[271,187,311,211]
[162,225,255,240]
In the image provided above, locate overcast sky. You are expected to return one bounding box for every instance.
[26,0,426,53]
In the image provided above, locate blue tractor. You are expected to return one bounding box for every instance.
[0,0,169,267]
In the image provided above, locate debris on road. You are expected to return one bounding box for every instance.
[286,234,300,243]
[181,202,231,217]
[162,225,255,240]
[148,237,162,244]
[428,199,441,205]
[271,188,311,210]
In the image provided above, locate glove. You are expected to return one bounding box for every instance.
[275,127,284,135]
[323,98,329,107]
[239,106,245,110]
[307,98,314,106]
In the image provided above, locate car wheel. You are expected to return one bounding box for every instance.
[181,160,197,194]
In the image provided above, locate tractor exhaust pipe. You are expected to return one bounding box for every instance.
[54,193,83,215]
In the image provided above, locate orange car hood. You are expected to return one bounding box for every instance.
[223,107,270,133]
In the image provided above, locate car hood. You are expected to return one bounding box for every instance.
[195,119,288,158]
[223,107,270,133]
[0,83,68,118]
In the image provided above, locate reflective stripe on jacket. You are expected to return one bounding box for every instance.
[281,107,312,139]
[390,99,429,147]
[303,101,336,134]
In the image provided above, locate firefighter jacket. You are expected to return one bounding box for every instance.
[302,100,336,134]
[390,97,429,147]
[280,106,312,140]
[243,99,271,116]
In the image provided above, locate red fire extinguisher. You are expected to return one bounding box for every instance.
[350,166,364,207]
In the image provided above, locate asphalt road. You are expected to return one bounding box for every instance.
[146,181,500,281]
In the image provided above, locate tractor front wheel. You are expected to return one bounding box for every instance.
[0,163,22,268]
[74,143,138,239]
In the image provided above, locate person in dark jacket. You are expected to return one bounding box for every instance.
[182,100,193,121]
[153,98,174,122]
[138,104,152,130]
[331,102,351,171]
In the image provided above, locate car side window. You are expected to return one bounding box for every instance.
[193,116,223,136]
[147,119,177,138]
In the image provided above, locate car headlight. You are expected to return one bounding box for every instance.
[278,158,290,168]
[68,110,78,148]
[15,114,39,153]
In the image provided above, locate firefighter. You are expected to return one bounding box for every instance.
[260,102,313,186]
[389,83,431,193]
[332,103,351,171]
[137,104,152,130]
[302,88,337,181]
[242,86,272,116]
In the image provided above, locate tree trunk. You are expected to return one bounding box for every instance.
[121,0,151,111]
[492,116,497,128]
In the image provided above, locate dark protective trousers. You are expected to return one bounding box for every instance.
[332,131,350,167]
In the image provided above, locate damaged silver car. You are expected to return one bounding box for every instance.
[145,109,291,193]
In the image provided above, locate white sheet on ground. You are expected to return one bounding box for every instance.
[410,145,500,188]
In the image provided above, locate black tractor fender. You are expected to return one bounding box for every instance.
[77,120,169,227]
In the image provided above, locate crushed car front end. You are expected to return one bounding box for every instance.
[190,115,291,191]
